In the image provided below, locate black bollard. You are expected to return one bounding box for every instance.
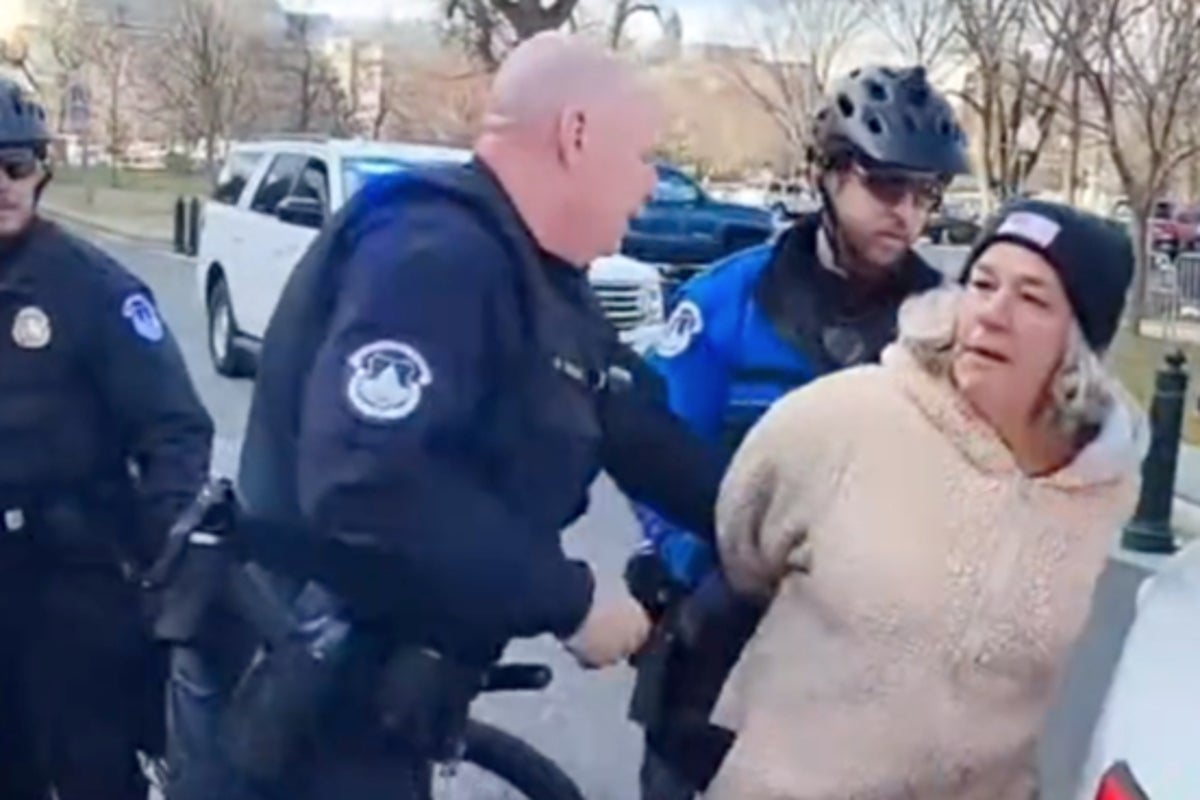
[173,197,186,254]
[1123,349,1188,554]
[187,197,201,257]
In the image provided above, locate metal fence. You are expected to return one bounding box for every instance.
[1143,251,1200,343]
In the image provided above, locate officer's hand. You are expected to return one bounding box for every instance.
[562,586,652,669]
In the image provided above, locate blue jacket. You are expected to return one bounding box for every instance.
[636,215,942,586]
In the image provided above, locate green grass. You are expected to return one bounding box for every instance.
[52,166,209,197]
[40,169,203,241]
[1109,327,1200,445]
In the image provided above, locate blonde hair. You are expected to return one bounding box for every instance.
[897,284,1117,443]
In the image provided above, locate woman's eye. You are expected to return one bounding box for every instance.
[1022,293,1049,308]
[969,279,995,292]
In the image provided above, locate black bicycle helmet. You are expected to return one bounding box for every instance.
[0,78,50,156]
[811,65,970,177]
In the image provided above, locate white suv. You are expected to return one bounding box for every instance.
[196,137,666,377]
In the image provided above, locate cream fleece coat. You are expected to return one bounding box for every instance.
[706,342,1147,800]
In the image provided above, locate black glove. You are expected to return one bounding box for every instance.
[623,547,686,623]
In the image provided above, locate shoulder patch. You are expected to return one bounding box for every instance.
[345,340,433,423]
[655,300,704,359]
[121,293,164,342]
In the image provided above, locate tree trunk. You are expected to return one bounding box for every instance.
[1128,207,1153,334]
[1188,141,1200,201]
[299,51,313,132]
[1066,71,1081,205]
[205,117,218,190]
[108,59,121,189]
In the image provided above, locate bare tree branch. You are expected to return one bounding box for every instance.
[723,0,866,173]
[443,0,583,70]
[1035,0,1200,327]
[84,11,134,186]
[952,0,1074,205]
[148,0,253,184]
[864,0,961,72]
[608,0,664,49]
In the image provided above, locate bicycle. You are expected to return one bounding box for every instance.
[144,477,585,800]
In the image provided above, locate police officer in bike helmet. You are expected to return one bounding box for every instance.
[626,64,971,799]
[0,78,213,800]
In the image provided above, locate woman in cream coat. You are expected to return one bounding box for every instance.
[708,200,1148,800]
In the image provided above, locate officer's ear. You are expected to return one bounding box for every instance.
[556,105,588,168]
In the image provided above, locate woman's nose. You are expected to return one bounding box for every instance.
[977,288,1014,328]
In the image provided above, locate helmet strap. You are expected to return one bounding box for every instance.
[34,159,52,202]
[816,168,851,274]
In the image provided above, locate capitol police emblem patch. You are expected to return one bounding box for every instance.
[11,306,51,349]
[655,300,703,358]
[345,340,433,422]
[122,294,164,342]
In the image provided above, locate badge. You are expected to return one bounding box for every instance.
[655,300,703,359]
[11,306,51,349]
[345,340,433,422]
[821,324,867,366]
[122,294,164,342]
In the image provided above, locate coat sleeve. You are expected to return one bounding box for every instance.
[648,296,730,442]
[716,380,845,598]
[297,221,594,649]
[86,272,214,558]
[598,342,725,542]
[626,292,732,571]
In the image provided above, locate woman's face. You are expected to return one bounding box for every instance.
[953,242,1074,427]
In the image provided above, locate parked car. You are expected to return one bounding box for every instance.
[622,163,776,298]
[763,178,820,219]
[1150,201,1200,257]
[1113,199,1200,258]
[196,137,666,376]
[1074,540,1200,800]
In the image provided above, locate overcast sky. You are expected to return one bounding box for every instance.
[279,0,738,44]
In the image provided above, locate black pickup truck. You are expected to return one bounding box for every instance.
[622,163,777,295]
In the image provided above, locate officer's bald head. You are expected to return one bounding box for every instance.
[481,32,649,139]
[475,32,661,268]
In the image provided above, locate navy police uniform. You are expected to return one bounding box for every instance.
[0,219,213,800]
[231,158,724,798]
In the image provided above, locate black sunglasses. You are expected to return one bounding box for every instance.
[0,157,39,182]
[851,163,945,211]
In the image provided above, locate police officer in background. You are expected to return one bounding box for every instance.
[628,65,972,799]
[225,31,723,799]
[0,80,214,799]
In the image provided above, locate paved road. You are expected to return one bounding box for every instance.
[88,228,1149,799]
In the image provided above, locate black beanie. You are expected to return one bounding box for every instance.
[959,199,1134,353]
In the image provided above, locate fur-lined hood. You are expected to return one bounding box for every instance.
[885,284,1149,490]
